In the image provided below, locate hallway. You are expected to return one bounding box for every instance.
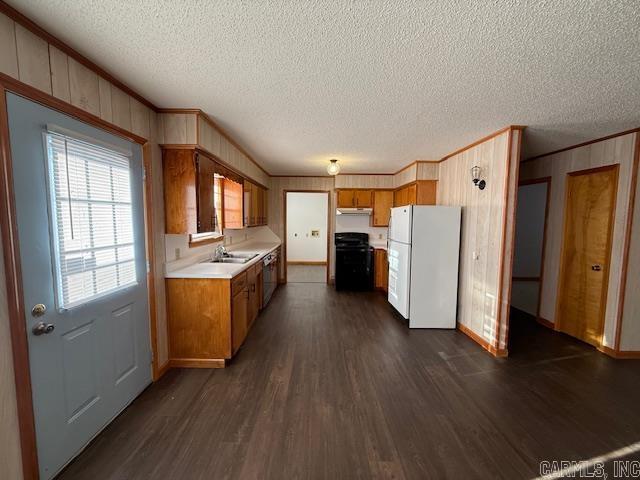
[57,284,640,479]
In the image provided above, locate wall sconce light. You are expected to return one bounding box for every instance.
[327,158,340,176]
[470,165,486,190]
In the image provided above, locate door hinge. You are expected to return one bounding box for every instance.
[142,166,146,181]
[146,260,151,274]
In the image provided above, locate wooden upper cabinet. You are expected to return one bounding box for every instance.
[163,148,220,234]
[406,184,417,205]
[243,180,268,227]
[354,190,372,207]
[416,180,437,205]
[393,181,437,207]
[372,190,393,226]
[337,190,355,208]
[163,149,198,234]
[337,189,373,208]
[251,182,260,225]
[393,187,407,207]
[197,154,216,232]
[223,178,244,229]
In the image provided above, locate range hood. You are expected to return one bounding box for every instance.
[336,207,373,216]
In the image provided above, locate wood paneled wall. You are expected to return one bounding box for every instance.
[0,11,170,478]
[0,232,22,480]
[159,111,270,187]
[437,130,519,353]
[394,162,418,187]
[334,174,394,189]
[621,152,640,351]
[520,132,637,349]
[416,162,439,181]
[334,161,439,189]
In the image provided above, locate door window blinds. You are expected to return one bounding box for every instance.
[45,132,137,309]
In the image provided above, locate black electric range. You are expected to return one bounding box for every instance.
[334,232,374,291]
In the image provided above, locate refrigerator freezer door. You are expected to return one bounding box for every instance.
[408,206,461,328]
[387,240,411,318]
[389,206,412,244]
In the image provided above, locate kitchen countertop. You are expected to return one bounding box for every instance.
[370,241,387,250]
[165,241,281,279]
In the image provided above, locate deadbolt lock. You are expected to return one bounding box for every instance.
[31,303,46,317]
[32,322,55,336]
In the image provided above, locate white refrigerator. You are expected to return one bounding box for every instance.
[387,205,461,328]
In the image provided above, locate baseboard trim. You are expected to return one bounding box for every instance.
[598,345,640,359]
[169,358,226,368]
[154,360,171,380]
[457,323,508,357]
[287,261,327,266]
[536,316,556,330]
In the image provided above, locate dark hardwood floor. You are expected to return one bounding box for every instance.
[57,285,640,480]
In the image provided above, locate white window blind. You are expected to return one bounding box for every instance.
[46,132,137,309]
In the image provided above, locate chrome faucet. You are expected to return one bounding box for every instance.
[213,244,227,261]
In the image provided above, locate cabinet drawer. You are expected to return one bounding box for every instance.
[231,271,247,295]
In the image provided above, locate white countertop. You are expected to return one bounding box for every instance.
[370,241,387,250]
[165,241,281,279]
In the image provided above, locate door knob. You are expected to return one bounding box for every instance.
[32,322,55,336]
[31,303,46,317]
[591,264,602,271]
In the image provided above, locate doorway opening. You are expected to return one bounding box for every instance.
[509,165,619,355]
[509,177,551,352]
[284,191,330,283]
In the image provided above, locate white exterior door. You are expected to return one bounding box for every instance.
[389,206,412,243]
[387,240,411,318]
[7,93,152,479]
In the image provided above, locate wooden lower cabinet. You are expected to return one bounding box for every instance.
[167,265,265,367]
[374,249,388,292]
[231,286,248,355]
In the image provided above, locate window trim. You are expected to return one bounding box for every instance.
[43,129,138,312]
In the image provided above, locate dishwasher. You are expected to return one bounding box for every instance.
[262,250,278,306]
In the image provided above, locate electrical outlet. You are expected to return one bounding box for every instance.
[378,233,383,239]
[174,248,180,260]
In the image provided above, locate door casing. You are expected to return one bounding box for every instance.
[0,74,160,480]
[555,164,619,347]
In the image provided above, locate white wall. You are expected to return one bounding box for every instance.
[335,214,387,244]
[511,182,548,315]
[285,192,328,262]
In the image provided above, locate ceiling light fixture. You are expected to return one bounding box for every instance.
[327,158,340,176]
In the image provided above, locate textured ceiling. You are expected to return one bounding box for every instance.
[9,0,640,174]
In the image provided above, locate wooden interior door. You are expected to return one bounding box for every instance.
[556,166,618,347]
